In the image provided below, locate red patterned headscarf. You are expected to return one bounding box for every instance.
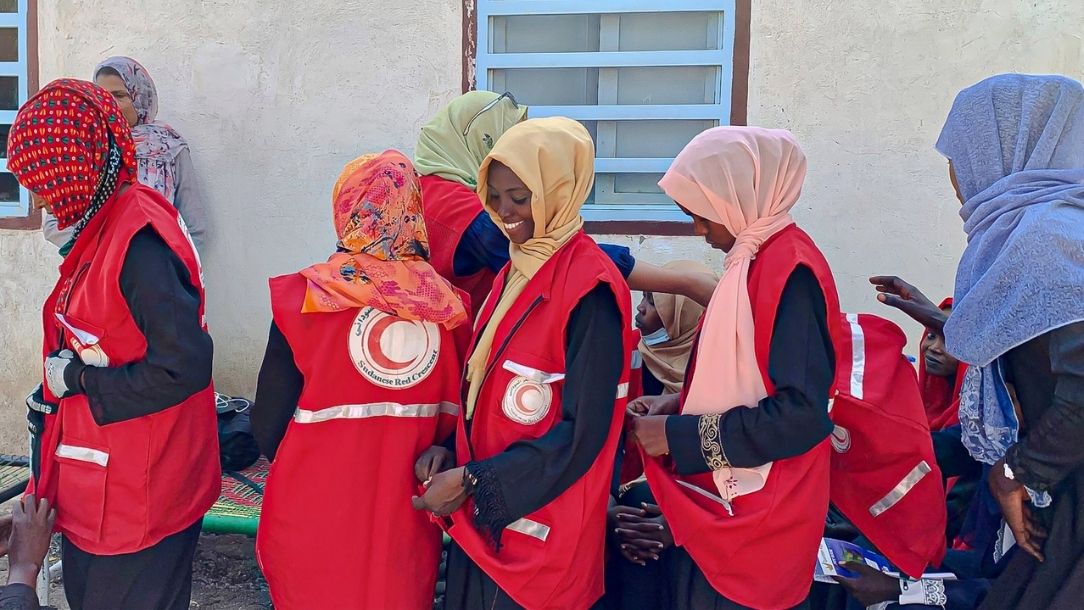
[7,79,136,232]
[300,151,468,328]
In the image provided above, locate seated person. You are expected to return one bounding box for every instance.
[635,261,712,397]
[605,264,708,610]
[871,276,981,542]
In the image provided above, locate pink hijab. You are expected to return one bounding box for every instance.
[658,126,807,501]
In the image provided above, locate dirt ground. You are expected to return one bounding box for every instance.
[0,533,271,609]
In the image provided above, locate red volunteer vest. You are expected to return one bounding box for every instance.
[421,175,497,315]
[38,183,220,555]
[643,226,841,610]
[830,313,947,577]
[447,232,634,610]
[256,274,468,610]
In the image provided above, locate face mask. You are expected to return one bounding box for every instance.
[642,327,670,346]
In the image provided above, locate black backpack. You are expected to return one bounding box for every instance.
[216,394,261,472]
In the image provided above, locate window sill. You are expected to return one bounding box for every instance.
[0,212,40,230]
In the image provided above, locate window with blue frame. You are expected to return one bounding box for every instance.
[0,0,28,219]
[474,1,741,222]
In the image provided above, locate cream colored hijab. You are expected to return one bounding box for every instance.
[640,260,714,394]
[464,117,595,417]
[658,126,807,501]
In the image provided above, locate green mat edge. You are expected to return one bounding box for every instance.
[202,512,259,537]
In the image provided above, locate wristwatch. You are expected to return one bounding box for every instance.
[1003,462,1016,481]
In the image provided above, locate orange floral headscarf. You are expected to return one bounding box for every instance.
[300,151,467,328]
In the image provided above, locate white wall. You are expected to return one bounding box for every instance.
[1,0,1083,452]
[0,0,464,451]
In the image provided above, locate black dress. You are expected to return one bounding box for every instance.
[611,266,836,610]
[444,284,625,610]
[980,321,1084,610]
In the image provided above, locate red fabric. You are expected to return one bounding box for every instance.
[643,226,840,610]
[830,313,948,577]
[7,79,136,229]
[257,274,469,610]
[420,175,498,315]
[918,298,967,431]
[446,232,634,610]
[36,184,218,555]
[620,335,646,485]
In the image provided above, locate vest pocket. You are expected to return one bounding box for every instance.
[54,439,109,544]
[498,355,565,432]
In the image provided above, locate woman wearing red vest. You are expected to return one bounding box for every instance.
[250,151,469,610]
[9,80,218,610]
[414,91,716,316]
[629,127,840,610]
[412,117,633,610]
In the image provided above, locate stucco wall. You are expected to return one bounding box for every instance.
[1,1,1083,453]
[0,0,465,451]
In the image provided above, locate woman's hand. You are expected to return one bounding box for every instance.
[414,446,454,484]
[7,495,56,587]
[612,503,674,566]
[989,457,1046,562]
[869,276,947,331]
[834,561,901,607]
[630,415,670,456]
[411,466,469,516]
[627,393,680,417]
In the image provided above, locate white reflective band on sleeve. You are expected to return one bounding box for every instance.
[505,517,550,542]
[676,480,733,516]
[845,313,866,400]
[502,361,565,384]
[55,444,109,467]
[294,401,458,424]
[870,460,932,517]
[630,351,643,369]
[616,382,630,399]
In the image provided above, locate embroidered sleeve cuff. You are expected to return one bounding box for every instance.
[697,413,730,471]
[466,461,513,547]
[1005,443,1049,492]
[899,579,947,606]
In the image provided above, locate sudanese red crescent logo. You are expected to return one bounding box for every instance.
[830,425,852,453]
[502,377,553,425]
[348,308,440,389]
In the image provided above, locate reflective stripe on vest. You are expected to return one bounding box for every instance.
[294,401,459,424]
[506,517,551,542]
[616,382,630,399]
[869,460,932,517]
[55,443,109,467]
[845,313,866,399]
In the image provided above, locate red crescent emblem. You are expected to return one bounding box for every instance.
[365,316,417,371]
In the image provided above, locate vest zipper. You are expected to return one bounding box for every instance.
[463,295,545,450]
[479,295,545,390]
[54,262,91,346]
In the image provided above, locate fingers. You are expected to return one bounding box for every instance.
[1024,518,1048,542]
[868,276,899,289]
[410,495,428,511]
[641,503,663,516]
[615,529,666,547]
[612,507,648,520]
[1003,502,1044,563]
[616,521,665,533]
